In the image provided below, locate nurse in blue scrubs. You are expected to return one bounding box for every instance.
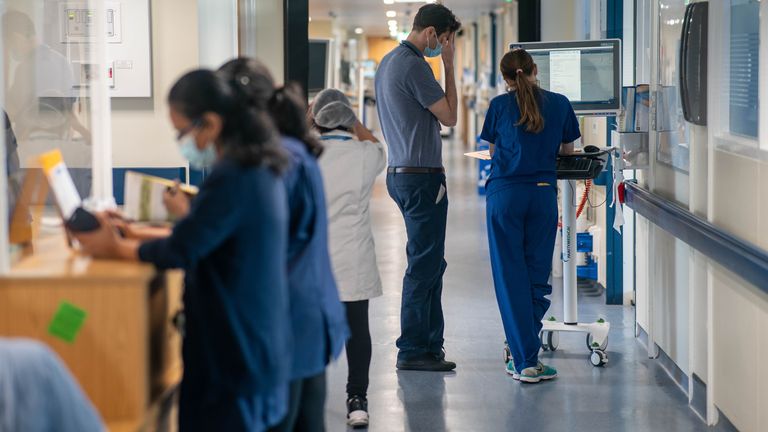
[480,49,580,384]
[218,59,348,432]
[75,69,292,431]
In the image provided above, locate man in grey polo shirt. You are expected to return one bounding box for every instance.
[375,3,460,372]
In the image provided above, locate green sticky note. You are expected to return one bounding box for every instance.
[48,302,88,343]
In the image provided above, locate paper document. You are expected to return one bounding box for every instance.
[550,50,582,101]
[436,184,446,204]
[38,149,82,219]
[123,171,198,223]
[464,150,491,160]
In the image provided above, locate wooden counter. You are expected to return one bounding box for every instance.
[0,229,183,431]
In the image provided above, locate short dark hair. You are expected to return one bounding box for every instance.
[412,4,461,35]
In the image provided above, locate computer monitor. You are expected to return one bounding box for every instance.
[309,39,333,94]
[509,39,621,116]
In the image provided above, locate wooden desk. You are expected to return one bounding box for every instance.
[0,229,183,430]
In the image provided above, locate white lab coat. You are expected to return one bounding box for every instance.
[318,130,386,302]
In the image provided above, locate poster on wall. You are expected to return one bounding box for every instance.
[42,0,152,98]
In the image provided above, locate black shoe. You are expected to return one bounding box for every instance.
[432,347,447,361]
[346,395,369,428]
[396,354,457,371]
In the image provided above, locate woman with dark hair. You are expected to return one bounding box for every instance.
[481,49,581,384]
[74,69,292,431]
[218,58,348,432]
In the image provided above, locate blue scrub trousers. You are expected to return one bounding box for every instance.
[486,182,558,371]
[386,172,448,361]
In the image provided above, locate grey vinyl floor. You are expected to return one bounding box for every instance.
[323,139,726,432]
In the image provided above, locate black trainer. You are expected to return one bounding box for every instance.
[396,354,457,371]
[346,395,369,428]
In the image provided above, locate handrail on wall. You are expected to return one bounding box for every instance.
[624,181,768,295]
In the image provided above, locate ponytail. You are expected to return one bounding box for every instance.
[218,58,324,159]
[268,84,324,159]
[500,49,544,134]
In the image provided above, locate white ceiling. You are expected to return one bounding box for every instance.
[309,0,505,37]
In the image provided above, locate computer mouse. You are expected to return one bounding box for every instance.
[583,145,601,153]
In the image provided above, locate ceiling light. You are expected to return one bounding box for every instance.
[354,27,364,34]
[309,16,312,22]
[383,0,395,4]
[386,11,397,18]
[388,20,398,26]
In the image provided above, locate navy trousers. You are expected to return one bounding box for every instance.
[386,172,448,361]
[486,182,558,371]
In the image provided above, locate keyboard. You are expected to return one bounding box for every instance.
[557,155,606,180]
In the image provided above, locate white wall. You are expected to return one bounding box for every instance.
[252,0,284,84]
[197,0,238,69]
[541,0,577,41]
[710,262,768,432]
[632,1,768,431]
[111,0,199,168]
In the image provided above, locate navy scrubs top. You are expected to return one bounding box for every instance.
[480,90,581,192]
[281,137,348,380]
[139,158,292,397]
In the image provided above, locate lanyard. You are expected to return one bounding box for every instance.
[320,135,354,141]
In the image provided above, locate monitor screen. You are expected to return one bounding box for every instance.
[308,40,329,93]
[509,40,621,115]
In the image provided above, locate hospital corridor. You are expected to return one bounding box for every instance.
[323,139,736,431]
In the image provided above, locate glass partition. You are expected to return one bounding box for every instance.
[3,0,114,269]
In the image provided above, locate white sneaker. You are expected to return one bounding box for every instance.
[346,395,369,428]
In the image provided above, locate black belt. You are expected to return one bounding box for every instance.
[387,167,445,174]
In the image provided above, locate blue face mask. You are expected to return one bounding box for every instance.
[179,133,217,170]
[424,32,442,58]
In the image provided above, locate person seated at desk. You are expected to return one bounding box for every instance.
[217,58,348,432]
[75,69,292,432]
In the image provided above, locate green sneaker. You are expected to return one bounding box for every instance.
[505,360,520,380]
[519,362,558,383]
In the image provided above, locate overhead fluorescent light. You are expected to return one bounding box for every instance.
[383,0,395,4]
[354,27,364,34]
[386,11,397,18]
[388,20,398,26]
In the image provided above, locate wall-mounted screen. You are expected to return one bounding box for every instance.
[509,39,621,115]
[309,39,332,94]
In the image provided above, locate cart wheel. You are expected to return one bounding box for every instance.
[539,331,550,351]
[586,334,608,351]
[503,343,512,364]
[546,331,559,352]
[590,350,608,367]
